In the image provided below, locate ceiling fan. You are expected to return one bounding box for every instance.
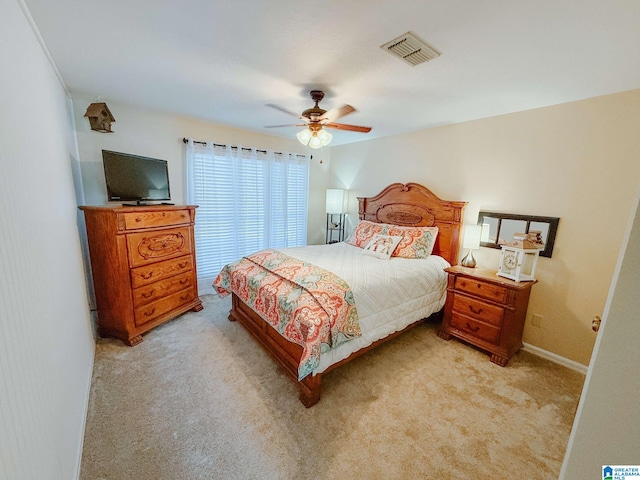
[265,90,372,148]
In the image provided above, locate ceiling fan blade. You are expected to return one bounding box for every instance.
[264,124,306,128]
[320,104,356,122]
[266,103,303,119]
[324,122,372,133]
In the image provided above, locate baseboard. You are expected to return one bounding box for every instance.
[75,314,98,480]
[522,342,588,375]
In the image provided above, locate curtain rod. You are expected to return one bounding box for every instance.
[182,138,311,159]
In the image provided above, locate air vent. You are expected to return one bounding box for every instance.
[380,31,441,66]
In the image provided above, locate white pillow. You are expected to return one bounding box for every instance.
[362,234,403,260]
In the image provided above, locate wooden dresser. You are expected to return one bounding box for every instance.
[438,265,536,366]
[80,205,203,346]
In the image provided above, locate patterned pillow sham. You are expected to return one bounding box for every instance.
[346,220,386,249]
[362,234,403,260]
[388,225,438,259]
[347,220,439,258]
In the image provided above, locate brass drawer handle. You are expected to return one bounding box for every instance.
[469,305,483,315]
[465,322,480,332]
[141,272,154,280]
[180,294,190,301]
[144,308,156,317]
[178,262,188,268]
[141,290,155,299]
[179,278,188,285]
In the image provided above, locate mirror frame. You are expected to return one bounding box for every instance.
[477,211,560,258]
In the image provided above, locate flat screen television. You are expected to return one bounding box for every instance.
[102,150,171,205]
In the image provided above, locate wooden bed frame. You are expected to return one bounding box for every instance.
[227,182,467,407]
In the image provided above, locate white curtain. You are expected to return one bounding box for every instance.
[185,139,310,290]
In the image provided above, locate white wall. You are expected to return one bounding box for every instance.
[0,1,95,479]
[70,93,333,246]
[330,90,640,365]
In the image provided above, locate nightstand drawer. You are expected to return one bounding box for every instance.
[450,313,501,345]
[455,276,507,303]
[452,294,504,326]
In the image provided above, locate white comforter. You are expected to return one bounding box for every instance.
[277,242,450,374]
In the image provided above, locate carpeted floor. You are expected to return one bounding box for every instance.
[80,294,584,480]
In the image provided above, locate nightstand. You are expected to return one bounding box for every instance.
[326,213,345,244]
[437,265,536,366]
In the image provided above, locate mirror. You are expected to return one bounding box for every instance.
[478,211,560,258]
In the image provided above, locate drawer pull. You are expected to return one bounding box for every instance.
[180,294,190,301]
[465,322,480,332]
[178,262,188,268]
[469,305,484,315]
[179,279,188,285]
[144,308,156,317]
[141,272,154,280]
[135,217,142,222]
[141,290,155,299]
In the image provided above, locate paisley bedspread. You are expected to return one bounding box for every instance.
[213,249,361,379]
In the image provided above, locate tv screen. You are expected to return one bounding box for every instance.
[102,150,171,203]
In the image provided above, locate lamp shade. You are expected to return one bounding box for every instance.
[308,134,322,149]
[317,129,333,146]
[296,128,312,145]
[463,224,482,250]
[326,189,346,214]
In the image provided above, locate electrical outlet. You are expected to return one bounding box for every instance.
[531,314,543,327]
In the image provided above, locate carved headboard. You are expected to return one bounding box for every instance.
[357,183,468,265]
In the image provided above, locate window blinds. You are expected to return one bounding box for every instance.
[185,140,310,288]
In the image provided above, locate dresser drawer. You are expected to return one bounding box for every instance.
[455,276,507,303]
[131,255,194,288]
[452,294,504,326]
[133,271,194,307]
[134,287,196,327]
[123,209,191,230]
[127,227,192,267]
[450,312,501,345]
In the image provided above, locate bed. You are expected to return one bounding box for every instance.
[214,182,467,407]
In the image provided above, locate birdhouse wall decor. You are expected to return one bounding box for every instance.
[84,102,115,133]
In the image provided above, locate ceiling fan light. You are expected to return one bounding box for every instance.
[308,135,323,149]
[296,128,312,145]
[317,129,332,146]
[308,134,322,149]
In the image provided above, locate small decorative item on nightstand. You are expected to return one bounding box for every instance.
[461,224,482,267]
[497,229,544,282]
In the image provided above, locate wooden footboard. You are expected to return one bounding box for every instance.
[229,294,321,407]
[229,293,443,407]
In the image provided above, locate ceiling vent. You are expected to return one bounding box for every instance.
[380,31,441,66]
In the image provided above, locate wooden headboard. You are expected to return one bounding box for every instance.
[357,182,468,265]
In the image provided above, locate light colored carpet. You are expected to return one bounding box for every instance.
[80,294,584,480]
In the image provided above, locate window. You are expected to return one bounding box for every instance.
[185,140,310,287]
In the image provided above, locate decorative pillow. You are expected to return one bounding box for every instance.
[362,234,403,260]
[388,225,439,258]
[346,220,388,249]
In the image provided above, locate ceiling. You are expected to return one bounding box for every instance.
[23,0,640,146]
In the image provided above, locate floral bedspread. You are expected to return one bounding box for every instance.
[213,249,361,379]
